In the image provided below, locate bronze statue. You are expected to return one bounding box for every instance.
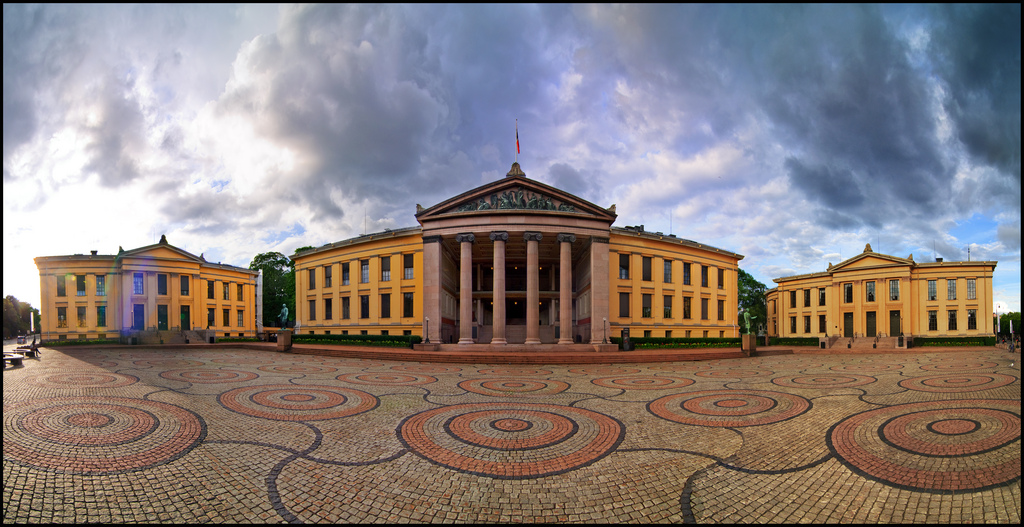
[278,304,289,328]
[743,309,756,335]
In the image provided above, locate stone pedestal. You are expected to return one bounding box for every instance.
[742,334,757,356]
[277,329,292,352]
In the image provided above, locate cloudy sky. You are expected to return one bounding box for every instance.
[4,4,1020,313]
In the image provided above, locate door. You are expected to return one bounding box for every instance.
[866,311,876,337]
[180,305,190,330]
[132,304,145,330]
[890,310,901,336]
[157,305,168,330]
[843,312,853,338]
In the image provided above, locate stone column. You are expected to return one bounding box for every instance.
[524,232,543,344]
[456,233,475,344]
[421,236,443,343]
[490,232,508,344]
[590,236,610,344]
[558,233,575,344]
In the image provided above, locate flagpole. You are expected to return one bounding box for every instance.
[515,119,519,163]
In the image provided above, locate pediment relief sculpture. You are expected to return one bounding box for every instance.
[452,188,575,213]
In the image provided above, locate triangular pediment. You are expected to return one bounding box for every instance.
[119,242,204,263]
[416,172,616,224]
[830,252,913,273]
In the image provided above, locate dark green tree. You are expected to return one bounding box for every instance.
[737,269,767,334]
[250,252,296,328]
[3,295,36,339]
[997,312,1020,338]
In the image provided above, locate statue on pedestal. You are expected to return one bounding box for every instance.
[743,309,756,336]
[278,304,289,328]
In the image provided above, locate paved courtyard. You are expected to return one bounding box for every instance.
[3,343,1020,523]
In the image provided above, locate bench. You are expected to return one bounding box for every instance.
[4,353,24,367]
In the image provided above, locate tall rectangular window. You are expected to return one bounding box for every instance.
[342,263,350,285]
[342,297,350,319]
[664,260,672,283]
[360,295,369,319]
[57,275,67,297]
[324,265,332,288]
[223,308,230,327]
[207,308,215,328]
[683,297,692,319]
[96,275,106,296]
[77,306,87,327]
[790,316,797,334]
[642,294,652,318]
[819,314,826,333]
[237,309,244,327]
[701,298,709,320]
[404,254,415,280]
[237,284,243,301]
[180,275,189,296]
[947,310,957,331]
[790,290,797,307]
[619,254,629,279]
[308,300,316,321]
[804,315,811,333]
[819,288,826,306]
[404,293,415,318]
[947,279,957,300]
[134,273,144,295]
[642,257,652,281]
[361,260,369,283]
[381,293,391,318]
[57,307,68,328]
[701,266,709,287]
[619,292,630,318]
[718,299,725,321]
[683,263,691,286]
[967,279,976,300]
[928,310,937,331]
[967,309,977,330]
[324,298,333,320]
[208,280,214,299]
[889,280,900,301]
[928,280,937,301]
[804,289,811,308]
[866,282,875,302]
[844,283,853,303]
[77,275,87,296]
[157,274,167,295]
[381,256,392,282]
[223,282,229,300]
[97,306,106,327]
[308,268,316,290]
[664,295,672,318]
[718,268,725,289]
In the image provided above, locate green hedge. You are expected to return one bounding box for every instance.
[912,336,996,347]
[217,337,261,343]
[768,337,820,346]
[43,339,121,347]
[291,333,422,348]
[610,336,741,349]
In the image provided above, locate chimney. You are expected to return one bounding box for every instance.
[936,257,943,262]
[91,250,98,255]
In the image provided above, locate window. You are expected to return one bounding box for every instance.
[77,306,87,328]
[308,268,316,290]
[790,316,797,334]
[701,266,709,287]
[967,309,977,330]
[57,275,67,297]
[223,282,229,300]
[790,290,797,308]
[381,330,389,336]
[701,298,709,320]
[324,298,333,320]
[889,280,900,301]
[97,306,106,327]
[361,260,369,283]
[683,263,691,285]
[665,330,672,338]
[619,292,630,318]
[804,315,811,333]
[404,293,414,318]
[97,275,106,296]
[947,279,957,300]
[642,294,652,318]
[642,256,652,281]
[927,280,937,301]
[928,310,938,331]
[180,275,189,296]
[967,279,976,300]
[324,265,332,288]
[819,314,826,333]
[843,284,853,303]
[804,289,811,308]
[866,282,875,302]
[644,330,652,338]
[404,254,415,280]
[619,254,629,279]
[718,268,724,289]
[134,273,144,295]
[57,307,68,328]
[207,308,215,328]
[360,295,369,319]
[718,299,725,321]
[342,297,350,319]
[819,288,826,306]
[664,295,672,318]
[157,274,167,296]
[342,262,350,285]
[308,300,316,321]
[237,284,243,301]
[664,260,672,283]
[947,310,957,331]
[381,293,391,318]
[77,275,87,297]
[208,280,214,299]
[237,309,244,327]
[223,309,230,327]
[683,297,692,319]
[381,256,391,282]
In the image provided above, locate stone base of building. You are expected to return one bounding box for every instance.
[414,342,619,353]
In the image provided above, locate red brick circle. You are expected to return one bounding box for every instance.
[27,372,139,389]
[828,399,1020,493]
[391,365,462,374]
[459,379,570,397]
[337,373,437,386]
[830,363,903,373]
[478,368,553,376]
[898,373,1016,393]
[398,402,624,479]
[211,357,273,366]
[257,364,338,374]
[569,367,642,375]
[133,359,204,368]
[772,374,876,389]
[694,369,774,379]
[650,363,712,372]
[159,369,258,384]
[648,390,811,427]
[218,384,378,421]
[591,376,695,390]
[920,360,998,372]
[4,396,204,475]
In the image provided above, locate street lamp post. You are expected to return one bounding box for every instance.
[424,317,430,344]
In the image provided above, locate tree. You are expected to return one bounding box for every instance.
[997,312,1021,338]
[737,269,767,334]
[3,295,37,339]
[250,252,296,328]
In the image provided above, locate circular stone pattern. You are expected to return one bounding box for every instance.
[591,376,695,390]
[159,369,258,384]
[211,357,273,366]
[650,363,712,372]
[920,360,999,372]
[478,368,553,376]
[648,390,811,427]
[569,367,642,375]
[391,365,462,374]
[133,359,205,368]
[218,384,378,421]
[26,372,139,389]
[694,369,774,379]
[337,372,437,386]
[772,374,876,389]
[3,396,204,475]
[898,373,1016,393]
[830,363,903,373]
[459,379,570,397]
[398,402,624,479]
[257,364,338,374]
[828,399,1020,493]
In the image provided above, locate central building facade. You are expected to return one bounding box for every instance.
[291,163,743,349]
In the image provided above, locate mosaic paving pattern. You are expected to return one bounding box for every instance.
[3,345,1020,524]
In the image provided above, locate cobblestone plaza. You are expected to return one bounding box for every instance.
[3,344,1020,523]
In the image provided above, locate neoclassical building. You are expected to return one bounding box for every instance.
[35,235,259,343]
[292,163,743,349]
[765,244,996,341]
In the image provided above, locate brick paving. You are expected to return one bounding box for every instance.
[3,342,1020,523]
